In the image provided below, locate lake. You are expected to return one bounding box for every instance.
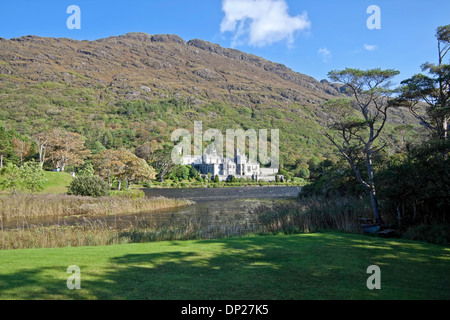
[3,186,301,229]
[143,185,302,202]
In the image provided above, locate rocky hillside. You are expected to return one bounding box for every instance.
[0,32,344,108]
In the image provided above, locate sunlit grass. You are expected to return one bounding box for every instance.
[0,232,448,300]
[40,171,74,194]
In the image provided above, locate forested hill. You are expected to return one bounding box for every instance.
[0,33,416,168]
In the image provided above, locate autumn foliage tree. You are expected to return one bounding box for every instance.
[11,137,31,167]
[46,128,90,171]
[94,148,156,190]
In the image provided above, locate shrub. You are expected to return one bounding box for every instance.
[68,176,110,197]
[77,162,95,177]
[403,224,450,246]
[143,182,152,188]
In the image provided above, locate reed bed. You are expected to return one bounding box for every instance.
[0,212,256,250]
[255,196,371,234]
[0,195,371,250]
[0,193,194,219]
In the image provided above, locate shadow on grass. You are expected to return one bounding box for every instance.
[0,233,449,300]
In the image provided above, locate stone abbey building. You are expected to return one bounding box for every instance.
[180,149,279,181]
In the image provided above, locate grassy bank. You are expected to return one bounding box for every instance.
[0,232,448,300]
[40,172,73,194]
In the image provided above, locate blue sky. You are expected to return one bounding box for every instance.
[0,0,449,83]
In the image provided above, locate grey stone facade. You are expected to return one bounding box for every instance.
[180,149,278,181]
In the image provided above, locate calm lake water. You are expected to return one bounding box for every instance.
[143,185,302,202]
[3,186,301,229]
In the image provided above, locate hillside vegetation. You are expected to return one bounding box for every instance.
[0,33,418,169]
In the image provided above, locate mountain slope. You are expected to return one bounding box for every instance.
[0,33,415,168]
[0,32,343,107]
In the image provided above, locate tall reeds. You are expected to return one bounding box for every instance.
[255,196,371,234]
[0,193,194,219]
[0,195,372,250]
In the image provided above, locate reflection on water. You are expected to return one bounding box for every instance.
[144,186,302,202]
[3,186,301,230]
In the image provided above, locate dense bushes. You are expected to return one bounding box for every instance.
[377,139,450,227]
[402,224,450,247]
[68,175,110,197]
[301,138,450,245]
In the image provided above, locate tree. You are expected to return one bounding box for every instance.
[33,132,49,169]
[188,165,199,179]
[0,127,13,168]
[325,68,400,225]
[214,174,220,183]
[46,128,90,171]
[148,144,175,183]
[20,161,47,192]
[0,161,47,193]
[394,25,450,139]
[77,162,95,177]
[168,165,189,182]
[11,137,31,167]
[123,154,156,188]
[93,149,124,187]
[0,163,22,193]
[94,148,156,190]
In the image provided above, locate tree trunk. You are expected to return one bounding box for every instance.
[0,154,2,168]
[39,146,46,168]
[396,204,402,227]
[117,180,122,191]
[369,188,382,225]
[366,149,383,225]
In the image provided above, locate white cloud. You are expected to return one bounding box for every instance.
[318,47,331,62]
[363,44,377,51]
[220,0,311,47]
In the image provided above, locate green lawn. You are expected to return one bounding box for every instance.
[40,171,73,194]
[0,232,448,300]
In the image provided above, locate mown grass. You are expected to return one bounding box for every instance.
[0,232,448,300]
[39,172,74,194]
